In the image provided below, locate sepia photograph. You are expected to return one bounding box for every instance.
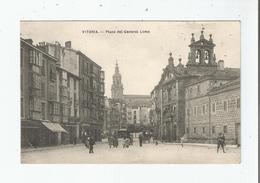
[20,21,241,164]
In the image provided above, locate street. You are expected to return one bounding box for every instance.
[21,139,240,164]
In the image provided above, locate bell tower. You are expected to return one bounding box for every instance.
[186,28,217,68]
[111,61,124,99]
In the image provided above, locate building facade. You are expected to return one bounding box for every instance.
[34,40,105,142]
[21,38,69,147]
[151,30,240,144]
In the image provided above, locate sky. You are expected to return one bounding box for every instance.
[20,21,240,97]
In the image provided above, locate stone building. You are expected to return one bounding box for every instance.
[209,78,240,144]
[185,68,240,144]
[21,38,68,147]
[109,63,152,133]
[151,54,187,142]
[37,41,105,142]
[151,29,240,144]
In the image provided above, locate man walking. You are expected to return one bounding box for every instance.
[139,133,143,147]
[217,133,226,153]
[88,136,95,154]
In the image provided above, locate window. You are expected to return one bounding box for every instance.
[223,126,227,133]
[204,50,209,64]
[197,85,201,95]
[32,73,41,89]
[203,127,205,133]
[173,105,176,113]
[212,126,215,134]
[237,98,240,108]
[186,108,190,116]
[50,64,56,81]
[195,50,201,63]
[193,127,197,133]
[202,105,206,115]
[41,103,46,120]
[189,88,193,96]
[193,106,197,116]
[211,103,216,113]
[41,82,45,97]
[29,50,42,66]
[223,101,228,111]
[186,127,189,133]
[54,103,60,115]
[41,59,46,75]
[74,79,77,90]
[167,88,172,102]
[67,77,70,88]
[29,97,41,112]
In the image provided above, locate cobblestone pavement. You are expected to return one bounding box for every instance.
[21,140,240,164]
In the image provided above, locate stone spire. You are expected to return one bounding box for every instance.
[111,61,123,99]
[168,52,174,66]
[191,33,195,43]
[209,34,213,43]
[200,30,204,40]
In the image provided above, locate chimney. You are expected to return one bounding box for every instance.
[65,41,71,49]
[217,60,224,70]
[24,39,33,44]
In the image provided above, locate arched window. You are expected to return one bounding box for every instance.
[195,50,201,63]
[204,50,209,64]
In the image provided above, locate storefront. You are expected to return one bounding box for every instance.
[21,120,69,148]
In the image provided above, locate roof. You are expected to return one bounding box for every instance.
[77,51,102,69]
[123,95,152,107]
[189,38,215,47]
[57,66,81,79]
[123,94,151,99]
[208,78,240,95]
[21,38,58,61]
[186,68,240,86]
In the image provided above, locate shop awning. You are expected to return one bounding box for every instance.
[41,121,68,133]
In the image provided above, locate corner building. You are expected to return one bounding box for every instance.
[151,30,240,144]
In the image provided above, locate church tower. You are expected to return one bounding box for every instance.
[186,28,217,68]
[111,62,124,99]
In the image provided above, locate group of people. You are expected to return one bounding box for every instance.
[81,131,228,154]
[108,134,119,148]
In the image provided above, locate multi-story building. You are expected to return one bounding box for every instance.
[185,66,239,144]
[78,52,105,141]
[151,29,240,144]
[21,38,68,147]
[209,78,240,145]
[37,41,105,142]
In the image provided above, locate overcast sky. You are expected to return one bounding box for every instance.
[21,21,240,97]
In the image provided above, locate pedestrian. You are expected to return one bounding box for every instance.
[222,133,226,152]
[139,133,143,147]
[180,136,184,148]
[114,135,118,148]
[85,136,89,149]
[108,135,113,148]
[88,136,95,153]
[217,133,226,153]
